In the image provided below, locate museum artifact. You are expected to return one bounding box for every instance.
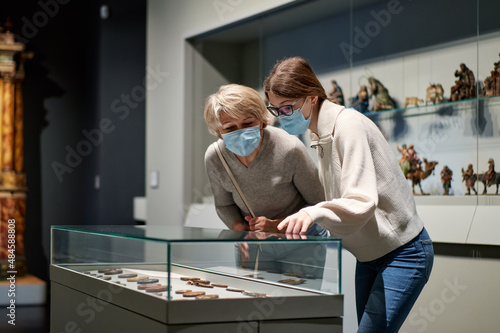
[425,83,444,104]
[328,80,345,106]
[407,158,439,195]
[397,143,419,178]
[0,18,32,279]
[461,164,477,195]
[482,70,500,97]
[477,158,499,195]
[440,165,453,195]
[403,97,424,108]
[481,54,500,97]
[368,77,397,111]
[349,85,369,113]
[397,144,438,195]
[450,63,476,101]
[397,144,408,166]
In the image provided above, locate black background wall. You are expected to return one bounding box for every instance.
[1,0,146,282]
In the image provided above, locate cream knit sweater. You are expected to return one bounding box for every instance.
[302,100,424,262]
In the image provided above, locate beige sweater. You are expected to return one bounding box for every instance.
[302,100,424,262]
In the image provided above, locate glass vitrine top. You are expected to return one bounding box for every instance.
[51,225,341,244]
[51,225,343,298]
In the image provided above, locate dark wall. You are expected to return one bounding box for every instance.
[97,0,147,224]
[262,0,500,76]
[2,0,146,282]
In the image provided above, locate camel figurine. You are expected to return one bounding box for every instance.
[406,158,439,195]
[477,158,499,194]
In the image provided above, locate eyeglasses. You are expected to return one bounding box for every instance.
[267,98,302,117]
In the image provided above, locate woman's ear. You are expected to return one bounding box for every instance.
[311,96,319,105]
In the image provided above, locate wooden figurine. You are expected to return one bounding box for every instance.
[398,144,437,195]
[478,158,499,195]
[440,165,453,195]
[349,85,369,113]
[368,77,397,111]
[328,80,345,106]
[404,97,424,108]
[425,83,444,104]
[461,164,477,195]
[482,70,500,97]
[397,143,419,179]
[450,63,476,101]
[406,158,439,195]
[481,54,500,97]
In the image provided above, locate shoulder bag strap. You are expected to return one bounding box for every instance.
[213,142,256,218]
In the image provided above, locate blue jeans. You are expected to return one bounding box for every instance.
[355,228,434,333]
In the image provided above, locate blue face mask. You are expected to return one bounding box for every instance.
[221,125,261,157]
[277,100,311,135]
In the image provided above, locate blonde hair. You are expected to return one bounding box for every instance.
[204,84,270,136]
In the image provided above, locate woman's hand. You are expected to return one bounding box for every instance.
[277,210,313,234]
[232,220,249,231]
[245,216,285,233]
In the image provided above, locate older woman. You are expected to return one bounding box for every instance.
[204,83,327,236]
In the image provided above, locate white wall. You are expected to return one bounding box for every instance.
[146,0,294,225]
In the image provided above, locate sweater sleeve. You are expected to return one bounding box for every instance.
[204,145,243,229]
[302,116,378,235]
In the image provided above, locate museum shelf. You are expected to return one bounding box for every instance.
[365,96,500,246]
[50,225,343,332]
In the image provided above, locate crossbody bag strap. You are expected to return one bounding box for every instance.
[214,142,262,277]
[213,142,256,218]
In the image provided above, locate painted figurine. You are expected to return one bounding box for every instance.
[368,77,397,111]
[440,165,453,195]
[425,83,444,104]
[478,158,499,195]
[482,71,497,97]
[481,53,500,97]
[350,85,369,113]
[461,164,477,195]
[397,144,437,195]
[404,97,424,108]
[397,143,420,179]
[397,144,408,167]
[485,158,496,189]
[407,158,439,195]
[450,63,476,101]
[328,80,345,106]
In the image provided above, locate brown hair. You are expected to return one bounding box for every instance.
[204,84,270,136]
[263,57,327,105]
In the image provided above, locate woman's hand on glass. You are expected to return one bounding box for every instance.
[245,216,285,233]
[277,210,313,234]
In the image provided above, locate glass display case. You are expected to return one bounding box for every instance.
[50,225,343,333]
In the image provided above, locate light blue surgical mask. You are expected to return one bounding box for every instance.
[221,125,261,156]
[278,100,311,135]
